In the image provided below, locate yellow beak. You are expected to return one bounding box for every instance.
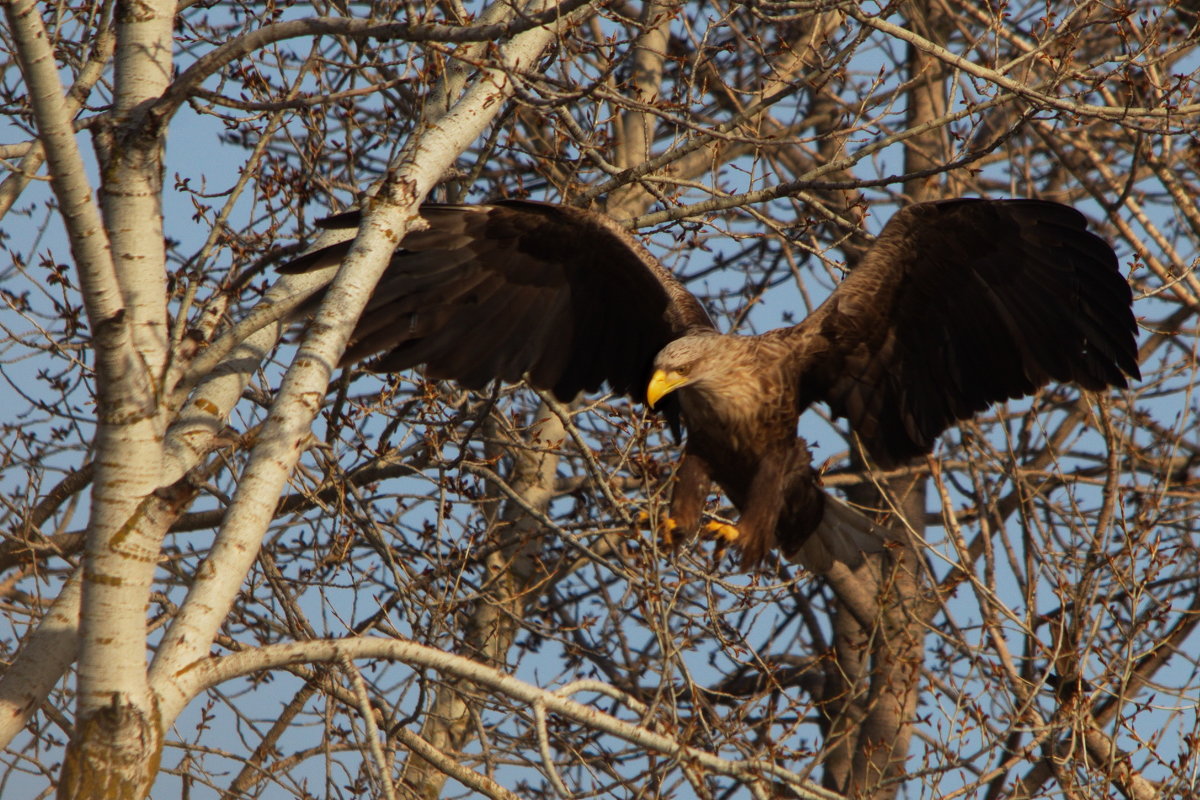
[646,369,690,408]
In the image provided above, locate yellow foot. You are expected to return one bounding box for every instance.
[701,519,740,559]
[701,519,740,545]
[635,511,681,547]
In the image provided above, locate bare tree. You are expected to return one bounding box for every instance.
[1,0,1198,798]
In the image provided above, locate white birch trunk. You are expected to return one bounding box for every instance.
[6,0,178,792]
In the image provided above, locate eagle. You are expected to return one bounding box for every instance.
[280,198,1140,568]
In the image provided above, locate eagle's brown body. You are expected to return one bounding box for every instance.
[281,198,1140,568]
[655,333,825,564]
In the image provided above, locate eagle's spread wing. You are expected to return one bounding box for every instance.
[786,199,1140,467]
[279,200,715,402]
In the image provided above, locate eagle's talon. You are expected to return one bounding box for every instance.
[701,520,740,545]
[635,511,680,547]
[660,516,680,547]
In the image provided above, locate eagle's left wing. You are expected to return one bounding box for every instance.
[783,198,1139,466]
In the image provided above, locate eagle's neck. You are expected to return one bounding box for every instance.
[677,335,794,449]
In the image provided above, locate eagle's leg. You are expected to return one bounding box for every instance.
[730,446,811,566]
[662,451,713,546]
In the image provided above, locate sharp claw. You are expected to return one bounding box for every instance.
[702,520,740,544]
[635,511,680,548]
[661,516,680,547]
[635,514,738,554]
[650,515,679,547]
[702,520,740,561]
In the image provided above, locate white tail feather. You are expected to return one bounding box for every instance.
[790,494,893,573]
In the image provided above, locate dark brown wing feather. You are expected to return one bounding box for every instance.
[786,199,1140,467]
[278,200,715,402]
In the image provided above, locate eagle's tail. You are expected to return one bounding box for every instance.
[789,494,893,573]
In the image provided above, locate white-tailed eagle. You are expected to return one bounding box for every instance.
[281,199,1139,566]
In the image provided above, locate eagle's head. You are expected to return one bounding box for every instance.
[647,333,736,409]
